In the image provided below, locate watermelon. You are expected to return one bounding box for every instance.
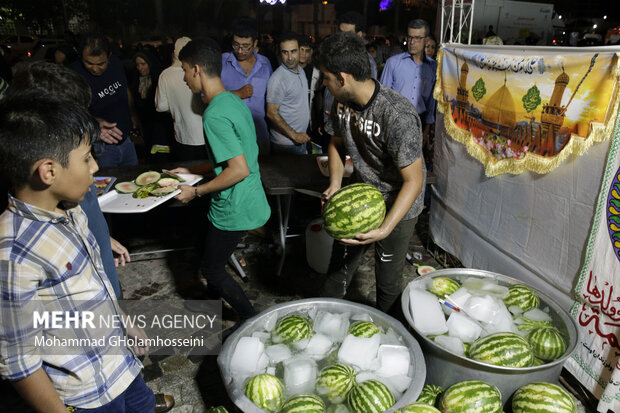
[244,373,283,412]
[157,177,179,187]
[415,384,443,406]
[115,181,139,194]
[132,183,157,199]
[398,402,441,413]
[512,382,577,413]
[514,314,554,332]
[503,284,540,312]
[347,380,395,413]
[162,169,186,182]
[323,183,386,240]
[316,363,357,403]
[271,315,313,344]
[438,380,502,413]
[150,186,177,197]
[348,321,380,338]
[526,327,566,361]
[280,394,326,413]
[135,171,161,186]
[468,332,534,367]
[206,407,229,413]
[428,277,460,298]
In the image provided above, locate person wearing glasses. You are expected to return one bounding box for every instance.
[221,18,273,155]
[380,19,437,142]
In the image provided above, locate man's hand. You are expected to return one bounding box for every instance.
[98,120,123,144]
[339,227,389,245]
[110,237,130,267]
[291,132,311,144]
[125,322,149,356]
[234,84,254,99]
[321,184,341,211]
[174,184,197,204]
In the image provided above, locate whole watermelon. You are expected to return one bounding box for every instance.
[503,284,540,312]
[347,379,395,413]
[244,373,283,412]
[467,332,535,367]
[206,407,229,413]
[280,394,326,413]
[438,380,502,413]
[398,402,441,412]
[526,327,566,361]
[415,384,443,406]
[323,183,386,239]
[512,382,577,413]
[316,363,357,403]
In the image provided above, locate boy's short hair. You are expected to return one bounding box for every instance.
[0,92,99,188]
[232,17,258,41]
[317,32,371,81]
[178,38,222,78]
[299,36,313,49]
[10,61,92,107]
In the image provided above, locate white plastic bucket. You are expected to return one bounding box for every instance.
[305,217,334,274]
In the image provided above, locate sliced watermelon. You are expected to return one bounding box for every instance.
[133,183,157,199]
[150,186,177,197]
[162,169,186,182]
[115,181,139,194]
[157,178,179,188]
[135,171,161,186]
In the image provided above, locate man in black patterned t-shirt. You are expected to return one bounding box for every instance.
[318,31,426,314]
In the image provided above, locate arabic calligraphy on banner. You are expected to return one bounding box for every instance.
[566,114,620,411]
[435,45,620,176]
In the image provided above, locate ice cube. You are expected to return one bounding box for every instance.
[251,331,271,342]
[265,344,292,364]
[263,313,278,332]
[314,311,350,342]
[338,333,381,370]
[380,327,403,346]
[351,313,373,322]
[292,338,310,351]
[230,336,265,375]
[434,335,465,356]
[409,288,448,336]
[462,294,499,323]
[355,371,379,384]
[257,353,269,372]
[308,307,318,320]
[447,312,482,343]
[267,366,276,376]
[481,300,518,336]
[304,333,333,359]
[447,287,472,308]
[283,357,318,395]
[374,345,410,377]
[463,278,508,298]
[523,308,552,322]
[383,374,413,393]
[508,305,524,316]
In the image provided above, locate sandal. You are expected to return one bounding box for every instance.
[154,393,175,413]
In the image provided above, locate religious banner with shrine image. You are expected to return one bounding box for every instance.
[435,45,620,176]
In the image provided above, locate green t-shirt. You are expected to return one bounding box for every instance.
[203,91,270,231]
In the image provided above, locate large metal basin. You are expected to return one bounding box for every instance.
[401,268,579,405]
[218,298,426,412]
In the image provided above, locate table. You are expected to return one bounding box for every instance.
[258,154,333,276]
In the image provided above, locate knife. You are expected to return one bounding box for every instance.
[294,188,327,199]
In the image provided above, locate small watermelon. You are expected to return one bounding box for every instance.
[512,382,577,413]
[398,402,441,413]
[206,407,229,413]
[527,327,566,361]
[415,384,443,406]
[150,186,177,197]
[316,363,357,403]
[347,380,395,413]
[244,373,283,412]
[135,170,161,186]
[438,380,502,413]
[157,177,179,187]
[323,183,386,240]
[271,315,313,344]
[428,277,460,298]
[162,169,186,182]
[280,394,326,413]
[503,284,540,312]
[115,181,139,194]
[514,313,554,332]
[468,332,534,367]
[348,321,380,338]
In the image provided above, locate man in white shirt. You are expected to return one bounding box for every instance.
[156,36,207,161]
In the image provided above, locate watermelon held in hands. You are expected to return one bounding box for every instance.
[512,382,577,413]
[244,373,284,412]
[323,183,386,240]
[438,380,502,413]
[347,379,395,413]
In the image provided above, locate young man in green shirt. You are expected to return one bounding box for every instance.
[171,39,270,324]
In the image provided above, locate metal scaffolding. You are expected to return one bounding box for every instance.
[440,0,475,44]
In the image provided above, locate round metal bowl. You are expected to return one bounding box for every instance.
[401,268,579,405]
[218,298,426,412]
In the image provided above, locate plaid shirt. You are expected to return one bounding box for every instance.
[0,195,142,408]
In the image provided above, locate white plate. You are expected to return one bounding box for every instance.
[98,173,203,213]
[317,155,354,177]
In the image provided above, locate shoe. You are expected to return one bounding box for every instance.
[154,393,175,412]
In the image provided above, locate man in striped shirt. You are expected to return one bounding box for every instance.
[0,94,164,412]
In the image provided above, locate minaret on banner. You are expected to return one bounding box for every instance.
[540,67,569,155]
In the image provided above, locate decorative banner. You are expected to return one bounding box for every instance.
[435,45,620,176]
[565,101,620,412]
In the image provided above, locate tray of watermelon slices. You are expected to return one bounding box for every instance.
[98,169,202,213]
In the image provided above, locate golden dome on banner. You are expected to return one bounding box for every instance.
[482,80,517,130]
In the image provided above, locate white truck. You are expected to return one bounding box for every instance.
[472,0,557,45]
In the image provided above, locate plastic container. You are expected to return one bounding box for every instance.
[401,268,579,406]
[305,217,334,274]
[218,298,427,413]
